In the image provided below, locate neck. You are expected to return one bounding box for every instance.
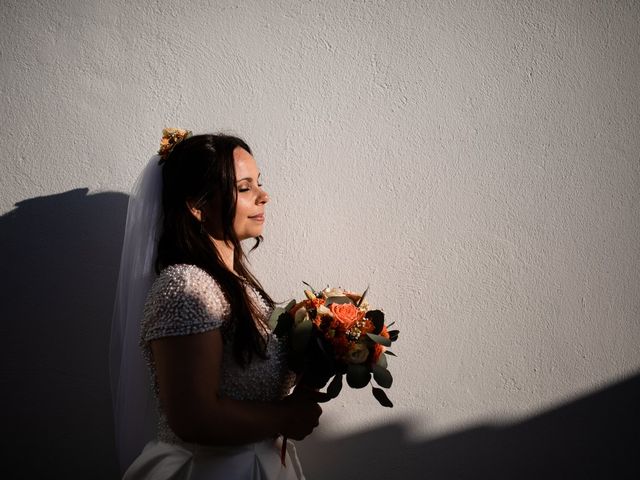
[211,237,235,273]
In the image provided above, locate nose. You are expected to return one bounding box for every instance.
[257,188,269,204]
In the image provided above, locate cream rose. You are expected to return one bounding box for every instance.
[316,304,333,316]
[321,288,347,299]
[345,342,369,364]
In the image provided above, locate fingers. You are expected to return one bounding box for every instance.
[310,391,333,403]
[295,389,331,403]
[279,397,323,440]
[291,384,332,403]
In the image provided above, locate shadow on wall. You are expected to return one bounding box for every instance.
[0,188,127,480]
[298,372,640,480]
[1,190,638,480]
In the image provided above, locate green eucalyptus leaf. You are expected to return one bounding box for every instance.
[284,299,297,312]
[366,333,392,347]
[385,350,397,357]
[336,364,348,375]
[372,364,393,388]
[346,364,371,389]
[292,319,313,353]
[273,312,293,337]
[365,310,385,334]
[326,374,343,398]
[386,321,396,328]
[372,386,394,407]
[376,352,388,369]
[388,330,400,342]
[268,307,286,330]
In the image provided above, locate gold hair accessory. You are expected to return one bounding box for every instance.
[158,128,192,158]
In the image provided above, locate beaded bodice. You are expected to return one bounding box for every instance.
[140,264,295,445]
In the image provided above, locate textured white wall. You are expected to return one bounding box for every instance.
[2,1,639,478]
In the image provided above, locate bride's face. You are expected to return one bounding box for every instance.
[231,147,269,240]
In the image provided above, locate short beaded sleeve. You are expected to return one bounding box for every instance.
[141,264,228,342]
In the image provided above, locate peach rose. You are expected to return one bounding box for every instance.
[329,303,362,327]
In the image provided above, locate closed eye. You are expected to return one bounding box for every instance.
[237,180,263,192]
[236,173,262,186]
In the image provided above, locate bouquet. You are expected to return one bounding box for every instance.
[269,283,399,464]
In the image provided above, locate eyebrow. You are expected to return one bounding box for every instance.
[236,173,261,183]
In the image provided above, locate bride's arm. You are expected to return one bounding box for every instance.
[151,329,322,446]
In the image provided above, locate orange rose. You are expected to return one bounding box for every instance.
[360,319,375,335]
[372,343,385,363]
[311,298,325,309]
[379,324,390,339]
[329,303,363,327]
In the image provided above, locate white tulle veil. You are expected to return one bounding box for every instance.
[109,154,163,473]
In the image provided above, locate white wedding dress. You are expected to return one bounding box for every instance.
[122,264,304,480]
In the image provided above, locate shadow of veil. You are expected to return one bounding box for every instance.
[298,372,640,479]
[0,188,127,479]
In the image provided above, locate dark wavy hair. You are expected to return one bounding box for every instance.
[155,133,274,366]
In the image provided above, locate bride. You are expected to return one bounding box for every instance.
[110,130,323,479]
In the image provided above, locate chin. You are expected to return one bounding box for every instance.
[239,229,264,241]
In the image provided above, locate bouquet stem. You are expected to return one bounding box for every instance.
[280,435,287,467]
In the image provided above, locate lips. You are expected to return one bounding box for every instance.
[249,214,265,222]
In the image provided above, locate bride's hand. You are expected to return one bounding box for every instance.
[289,383,333,403]
[277,391,323,440]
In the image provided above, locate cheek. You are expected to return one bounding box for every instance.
[234,198,245,215]
[233,198,250,225]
